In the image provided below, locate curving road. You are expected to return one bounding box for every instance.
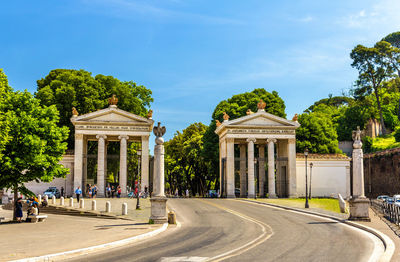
[67,199,383,262]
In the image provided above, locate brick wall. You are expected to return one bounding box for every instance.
[364,148,400,198]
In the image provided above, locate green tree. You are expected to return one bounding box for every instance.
[350,43,395,135]
[35,69,153,147]
[382,31,400,49]
[296,112,341,153]
[0,91,69,220]
[0,69,11,161]
[165,123,210,196]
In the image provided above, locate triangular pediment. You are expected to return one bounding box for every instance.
[71,106,153,125]
[216,110,299,134]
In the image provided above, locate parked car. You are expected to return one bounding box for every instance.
[385,197,394,204]
[377,195,389,201]
[393,194,400,202]
[43,187,60,198]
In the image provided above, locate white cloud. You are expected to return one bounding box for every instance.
[299,15,313,23]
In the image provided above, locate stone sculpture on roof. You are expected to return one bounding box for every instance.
[257,99,266,110]
[108,94,118,106]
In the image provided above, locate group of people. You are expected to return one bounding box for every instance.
[106,185,122,198]
[14,196,44,223]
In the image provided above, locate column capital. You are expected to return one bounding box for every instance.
[75,133,84,140]
[118,135,129,140]
[226,137,235,143]
[141,135,150,140]
[288,138,296,144]
[96,134,107,140]
[267,138,277,144]
[246,137,256,143]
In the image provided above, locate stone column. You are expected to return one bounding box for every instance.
[258,144,266,198]
[150,122,168,224]
[247,138,256,198]
[287,138,297,198]
[82,138,88,196]
[349,127,370,221]
[219,138,227,197]
[239,144,247,198]
[141,136,150,192]
[73,134,84,191]
[226,138,235,198]
[267,139,277,198]
[119,135,129,197]
[96,135,107,197]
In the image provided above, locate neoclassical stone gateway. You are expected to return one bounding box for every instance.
[70,97,153,197]
[215,101,300,198]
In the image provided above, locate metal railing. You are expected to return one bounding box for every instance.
[371,199,400,225]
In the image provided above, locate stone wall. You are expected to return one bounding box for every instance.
[296,154,351,199]
[364,148,400,198]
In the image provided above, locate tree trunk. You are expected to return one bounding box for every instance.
[13,184,18,221]
[374,88,387,135]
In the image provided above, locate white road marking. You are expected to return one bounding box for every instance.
[160,257,208,262]
[199,200,274,262]
[239,200,387,262]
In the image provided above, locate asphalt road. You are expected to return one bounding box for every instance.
[67,199,383,262]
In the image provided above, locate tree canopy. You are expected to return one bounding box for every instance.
[35,69,153,147]
[0,69,11,161]
[0,90,69,218]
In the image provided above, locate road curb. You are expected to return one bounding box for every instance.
[239,199,395,262]
[10,223,169,262]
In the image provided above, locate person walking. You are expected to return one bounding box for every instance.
[111,186,115,198]
[185,189,189,198]
[88,185,92,198]
[75,186,82,203]
[15,197,23,222]
[106,185,111,198]
[61,186,64,197]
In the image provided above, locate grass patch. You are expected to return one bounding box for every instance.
[257,198,341,213]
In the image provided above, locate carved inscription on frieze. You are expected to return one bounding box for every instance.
[227,129,295,135]
[76,125,148,131]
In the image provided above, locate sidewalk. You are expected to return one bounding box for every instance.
[0,198,160,261]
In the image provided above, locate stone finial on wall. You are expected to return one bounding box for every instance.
[216,120,221,127]
[147,110,153,119]
[246,109,254,115]
[292,114,298,122]
[108,94,118,106]
[72,107,79,117]
[257,99,266,110]
[352,126,362,149]
[223,112,230,122]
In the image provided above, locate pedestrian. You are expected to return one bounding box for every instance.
[61,186,64,197]
[174,188,178,198]
[111,186,115,198]
[144,186,148,198]
[186,189,189,198]
[107,185,111,198]
[75,186,82,203]
[15,197,23,223]
[117,186,121,198]
[88,186,92,198]
[93,184,97,198]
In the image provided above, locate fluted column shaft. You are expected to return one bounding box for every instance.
[267,138,277,198]
[239,144,247,198]
[247,138,256,198]
[119,135,129,197]
[258,145,266,197]
[96,135,107,197]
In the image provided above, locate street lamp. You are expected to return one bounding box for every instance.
[304,148,309,208]
[136,149,142,210]
[309,162,313,200]
[254,158,257,199]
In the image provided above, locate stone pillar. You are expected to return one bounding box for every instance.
[92,200,96,211]
[52,196,56,205]
[247,138,256,198]
[79,199,84,209]
[60,197,64,206]
[141,136,150,192]
[69,197,74,207]
[96,135,107,197]
[122,203,128,215]
[267,139,277,198]
[219,139,227,197]
[150,122,168,224]
[226,138,235,198]
[106,201,111,213]
[119,135,129,197]
[82,137,88,196]
[258,144,266,197]
[239,144,247,198]
[287,138,297,198]
[73,134,84,191]
[349,127,370,221]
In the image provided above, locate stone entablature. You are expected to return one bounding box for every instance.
[296,153,351,161]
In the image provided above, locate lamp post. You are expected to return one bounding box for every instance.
[309,163,313,200]
[136,149,142,210]
[254,158,257,199]
[304,148,309,208]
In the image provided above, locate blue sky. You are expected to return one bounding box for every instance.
[1,0,400,145]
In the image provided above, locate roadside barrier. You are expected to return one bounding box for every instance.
[79,199,85,209]
[69,197,74,207]
[371,199,400,225]
[106,201,111,213]
[60,197,64,206]
[92,200,96,211]
[122,203,128,215]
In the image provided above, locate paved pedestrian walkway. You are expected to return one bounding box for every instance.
[0,198,160,261]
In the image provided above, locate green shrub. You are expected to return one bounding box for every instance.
[394,128,400,142]
[362,136,373,153]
